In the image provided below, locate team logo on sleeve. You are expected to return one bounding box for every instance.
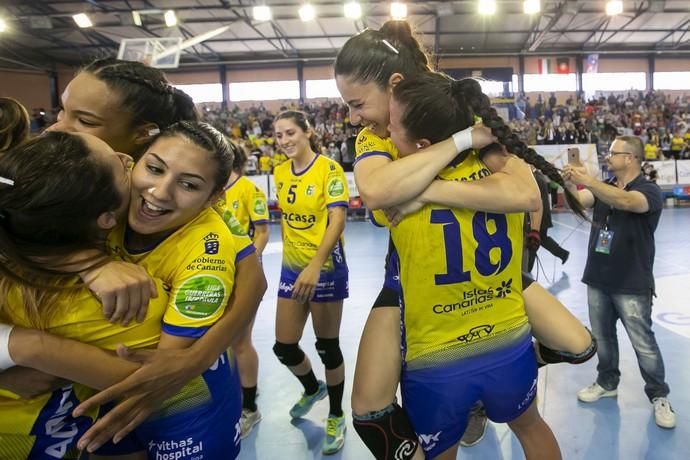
[327,178,345,198]
[204,232,220,254]
[253,199,267,215]
[222,210,247,236]
[174,275,226,320]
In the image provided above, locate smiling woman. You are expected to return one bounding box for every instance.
[271,110,350,455]
[50,58,198,159]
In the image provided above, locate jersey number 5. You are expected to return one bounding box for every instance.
[431,209,513,285]
[287,184,297,204]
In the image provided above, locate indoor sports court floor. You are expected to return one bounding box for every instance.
[238,208,690,460]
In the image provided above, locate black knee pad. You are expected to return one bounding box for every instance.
[538,328,598,366]
[353,403,419,460]
[315,337,343,370]
[273,341,305,367]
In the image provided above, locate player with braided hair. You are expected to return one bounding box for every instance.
[336,20,593,459]
[50,58,198,160]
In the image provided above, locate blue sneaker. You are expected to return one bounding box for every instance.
[322,414,346,455]
[289,380,327,418]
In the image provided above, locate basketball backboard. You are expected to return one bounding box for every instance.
[117,37,182,69]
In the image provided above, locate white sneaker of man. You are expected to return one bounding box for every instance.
[577,382,617,403]
[653,397,676,429]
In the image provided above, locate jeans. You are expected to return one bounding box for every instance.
[587,286,670,401]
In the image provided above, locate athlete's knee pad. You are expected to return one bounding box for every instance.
[273,341,305,367]
[315,337,343,370]
[538,328,598,366]
[353,402,419,460]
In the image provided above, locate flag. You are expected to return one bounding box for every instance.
[537,57,551,74]
[556,58,570,74]
[585,54,599,73]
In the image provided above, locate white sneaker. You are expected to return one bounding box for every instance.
[577,382,618,403]
[239,408,262,439]
[653,397,676,429]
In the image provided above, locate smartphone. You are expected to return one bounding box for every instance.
[567,147,581,165]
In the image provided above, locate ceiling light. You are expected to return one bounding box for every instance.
[391,2,407,20]
[299,4,316,21]
[344,2,362,19]
[132,11,142,26]
[523,0,540,14]
[478,0,497,15]
[606,0,623,15]
[253,5,272,21]
[72,13,93,28]
[164,10,177,27]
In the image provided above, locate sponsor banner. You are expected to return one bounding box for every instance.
[655,160,677,186]
[676,160,690,185]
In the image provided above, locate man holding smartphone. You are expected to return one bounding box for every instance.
[562,136,675,429]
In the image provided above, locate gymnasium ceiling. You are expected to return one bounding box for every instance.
[1,0,690,72]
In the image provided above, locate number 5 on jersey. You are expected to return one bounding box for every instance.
[287,184,297,204]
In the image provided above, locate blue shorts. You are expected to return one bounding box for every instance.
[401,337,537,458]
[96,352,242,459]
[278,268,348,302]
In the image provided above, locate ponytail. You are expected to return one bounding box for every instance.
[393,72,588,219]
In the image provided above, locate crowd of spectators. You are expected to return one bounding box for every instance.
[510,91,690,161]
[199,100,358,175]
[26,90,690,175]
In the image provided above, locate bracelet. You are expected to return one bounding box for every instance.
[0,323,16,371]
[452,126,473,153]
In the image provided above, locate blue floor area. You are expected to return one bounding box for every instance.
[239,208,690,460]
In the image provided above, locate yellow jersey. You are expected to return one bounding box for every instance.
[107,207,255,338]
[644,144,658,160]
[390,150,529,370]
[216,176,269,238]
[259,156,272,172]
[355,126,399,165]
[273,155,348,275]
[0,279,169,458]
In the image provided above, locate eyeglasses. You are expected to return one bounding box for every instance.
[606,150,632,157]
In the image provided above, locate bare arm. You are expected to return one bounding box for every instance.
[356,126,496,209]
[251,223,269,257]
[355,139,458,209]
[73,254,266,451]
[562,165,648,211]
[8,328,139,390]
[419,154,541,213]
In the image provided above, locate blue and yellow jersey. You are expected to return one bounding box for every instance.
[216,176,269,239]
[355,127,398,227]
[107,207,255,339]
[389,150,529,370]
[273,155,348,275]
[355,126,399,165]
[0,279,170,457]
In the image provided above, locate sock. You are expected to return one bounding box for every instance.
[296,370,319,395]
[327,381,344,418]
[242,386,258,412]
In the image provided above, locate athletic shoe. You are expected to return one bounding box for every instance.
[460,405,488,447]
[239,408,262,439]
[322,414,346,455]
[653,397,676,429]
[289,380,327,418]
[577,382,617,402]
